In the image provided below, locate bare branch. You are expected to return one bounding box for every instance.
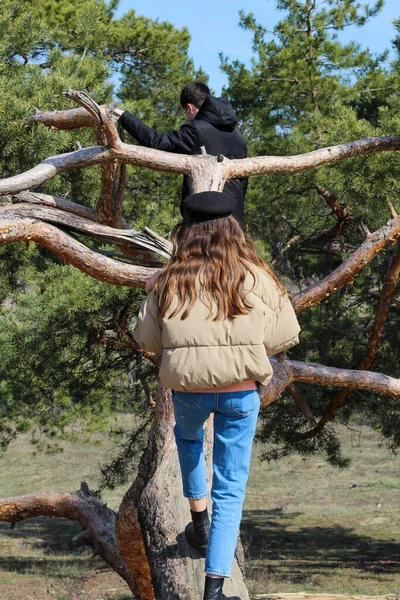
[272,233,304,265]
[289,359,400,397]
[226,136,400,179]
[12,190,164,263]
[139,373,156,407]
[0,483,136,593]
[25,106,96,130]
[292,216,400,313]
[0,143,192,196]
[63,90,119,147]
[97,146,127,228]
[315,185,355,236]
[87,107,127,229]
[287,383,317,427]
[0,218,153,287]
[25,95,128,229]
[385,195,398,219]
[261,357,400,409]
[13,191,97,221]
[1,203,172,258]
[361,240,400,369]
[359,221,371,237]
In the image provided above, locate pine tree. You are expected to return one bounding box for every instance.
[0,0,203,459]
[222,0,400,463]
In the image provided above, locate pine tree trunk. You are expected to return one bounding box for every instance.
[117,384,250,600]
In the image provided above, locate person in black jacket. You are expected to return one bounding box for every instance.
[113,81,248,224]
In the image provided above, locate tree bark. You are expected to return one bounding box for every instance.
[0,218,153,287]
[117,385,249,600]
[1,203,171,259]
[0,483,137,594]
[261,357,400,407]
[0,387,251,600]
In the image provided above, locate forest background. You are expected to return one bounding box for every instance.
[1,0,400,597]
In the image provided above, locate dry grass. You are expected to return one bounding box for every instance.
[0,419,399,598]
[243,424,400,596]
[0,417,134,600]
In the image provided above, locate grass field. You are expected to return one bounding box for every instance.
[0,419,399,599]
[243,425,400,596]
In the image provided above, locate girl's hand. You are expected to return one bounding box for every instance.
[146,269,162,291]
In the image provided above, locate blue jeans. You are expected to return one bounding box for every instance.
[172,389,260,577]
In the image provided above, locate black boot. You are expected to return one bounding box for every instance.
[185,508,210,557]
[203,576,224,600]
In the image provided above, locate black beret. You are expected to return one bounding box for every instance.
[180,191,236,222]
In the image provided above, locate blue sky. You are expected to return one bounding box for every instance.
[115,0,400,95]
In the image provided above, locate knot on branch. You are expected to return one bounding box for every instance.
[79,481,99,500]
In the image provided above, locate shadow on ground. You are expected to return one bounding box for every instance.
[0,516,81,549]
[0,517,108,578]
[1,509,400,584]
[241,508,400,583]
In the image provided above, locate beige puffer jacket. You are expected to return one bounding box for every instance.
[133,266,300,391]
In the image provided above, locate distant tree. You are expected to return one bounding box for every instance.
[0,0,204,453]
[222,0,400,464]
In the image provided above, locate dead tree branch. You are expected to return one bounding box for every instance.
[0,144,192,196]
[63,91,127,228]
[261,358,400,409]
[12,191,98,221]
[26,106,96,130]
[360,239,400,369]
[227,136,400,179]
[1,203,172,258]
[12,190,161,264]
[292,216,400,313]
[287,383,317,427]
[0,218,154,287]
[0,482,137,594]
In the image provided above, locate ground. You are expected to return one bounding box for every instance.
[0,418,399,599]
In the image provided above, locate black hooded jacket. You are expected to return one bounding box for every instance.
[119,95,248,223]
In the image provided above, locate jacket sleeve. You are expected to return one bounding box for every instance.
[133,292,163,355]
[119,111,197,153]
[263,295,300,356]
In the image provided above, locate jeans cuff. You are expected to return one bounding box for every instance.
[205,568,230,577]
[184,491,208,499]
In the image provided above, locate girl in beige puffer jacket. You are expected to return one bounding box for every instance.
[134,191,300,600]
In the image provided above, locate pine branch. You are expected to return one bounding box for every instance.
[0,218,154,287]
[324,240,400,424]
[292,216,400,313]
[263,357,400,406]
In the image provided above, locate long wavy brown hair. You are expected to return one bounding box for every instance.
[153,216,286,321]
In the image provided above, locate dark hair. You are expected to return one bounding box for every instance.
[154,216,286,321]
[180,81,210,109]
